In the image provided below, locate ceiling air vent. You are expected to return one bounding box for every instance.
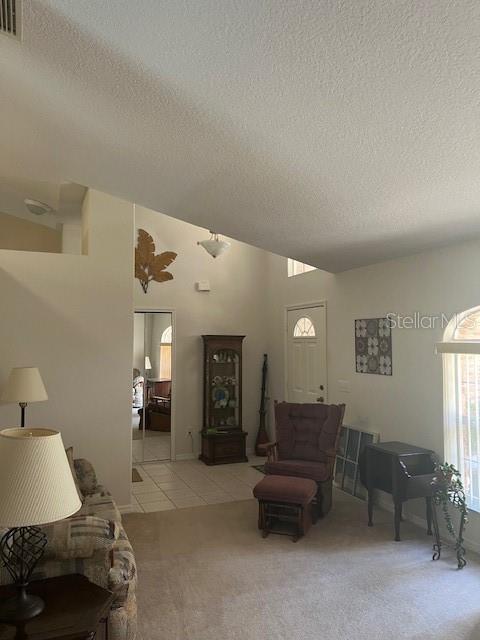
[0,0,21,40]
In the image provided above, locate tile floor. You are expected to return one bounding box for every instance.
[132,431,171,463]
[130,456,265,513]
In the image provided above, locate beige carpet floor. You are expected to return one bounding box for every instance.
[123,490,480,640]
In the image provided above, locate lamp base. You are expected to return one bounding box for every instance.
[0,588,45,623]
[0,527,48,624]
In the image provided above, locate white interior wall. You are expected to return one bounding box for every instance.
[266,239,480,549]
[0,189,134,506]
[61,223,83,255]
[0,210,62,253]
[134,205,270,458]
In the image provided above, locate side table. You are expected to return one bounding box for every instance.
[0,574,114,640]
[359,441,437,541]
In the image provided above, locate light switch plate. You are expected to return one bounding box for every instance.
[196,280,211,291]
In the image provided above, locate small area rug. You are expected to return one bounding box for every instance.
[131,468,142,483]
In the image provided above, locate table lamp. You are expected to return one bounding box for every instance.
[0,428,82,622]
[1,368,48,428]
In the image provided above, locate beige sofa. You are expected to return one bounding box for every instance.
[0,457,137,640]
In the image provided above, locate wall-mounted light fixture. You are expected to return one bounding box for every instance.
[197,232,230,259]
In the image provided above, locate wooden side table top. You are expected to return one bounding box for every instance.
[365,441,435,457]
[0,574,114,640]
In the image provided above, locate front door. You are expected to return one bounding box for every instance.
[286,305,327,403]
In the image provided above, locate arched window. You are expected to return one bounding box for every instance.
[159,325,172,379]
[161,325,172,344]
[293,317,316,337]
[438,307,480,511]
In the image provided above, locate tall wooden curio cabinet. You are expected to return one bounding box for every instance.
[199,335,248,465]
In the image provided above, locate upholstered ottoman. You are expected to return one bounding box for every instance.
[253,475,317,542]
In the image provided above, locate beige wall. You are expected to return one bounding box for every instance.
[265,239,480,549]
[0,210,62,253]
[61,223,83,255]
[134,206,270,457]
[0,189,134,506]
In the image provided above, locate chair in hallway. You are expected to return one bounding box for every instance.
[265,401,345,518]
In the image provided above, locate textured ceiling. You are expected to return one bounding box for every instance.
[1,1,480,271]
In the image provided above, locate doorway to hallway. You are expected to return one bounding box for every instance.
[132,311,174,464]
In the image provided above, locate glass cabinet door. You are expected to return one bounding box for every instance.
[209,348,240,429]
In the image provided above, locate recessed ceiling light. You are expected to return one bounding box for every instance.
[24,199,52,216]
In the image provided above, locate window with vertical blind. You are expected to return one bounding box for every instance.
[440,307,480,511]
[159,325,172,380]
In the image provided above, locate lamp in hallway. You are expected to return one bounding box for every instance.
[197,232,231,258]
[1,367,48,428]
[0,428,82,623]
[144,356,152,371]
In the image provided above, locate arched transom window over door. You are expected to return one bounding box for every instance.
[293,317,316,337]
[438,306,480,511]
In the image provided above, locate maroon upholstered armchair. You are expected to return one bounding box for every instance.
[265,401,345,518]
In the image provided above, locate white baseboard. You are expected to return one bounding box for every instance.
[174,452,197,461]
[175,449,257,460]
[174,449,259,461]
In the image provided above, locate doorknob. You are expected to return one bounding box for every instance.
[319,385,324,391]
[317,397,324,403]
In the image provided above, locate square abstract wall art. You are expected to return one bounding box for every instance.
[355,317,392,375]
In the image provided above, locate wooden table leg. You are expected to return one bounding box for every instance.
[14,623,27,640]
[367,489,374,526]
[258,501,264,530]
[394,500,402,541]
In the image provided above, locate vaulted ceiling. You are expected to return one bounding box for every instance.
[2,1,480,271]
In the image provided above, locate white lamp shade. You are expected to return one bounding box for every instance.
[0,428,82,527]
[145,356,152,370]
[1,367,48,404]
[198,238,231,258]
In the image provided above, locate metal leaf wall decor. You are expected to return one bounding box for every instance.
[135,229,177,294]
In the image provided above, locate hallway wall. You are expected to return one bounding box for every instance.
[134,206,270,457]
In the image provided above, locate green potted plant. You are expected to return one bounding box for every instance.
[431,462,468,569]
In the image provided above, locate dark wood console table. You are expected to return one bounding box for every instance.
[359,441,437,541]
